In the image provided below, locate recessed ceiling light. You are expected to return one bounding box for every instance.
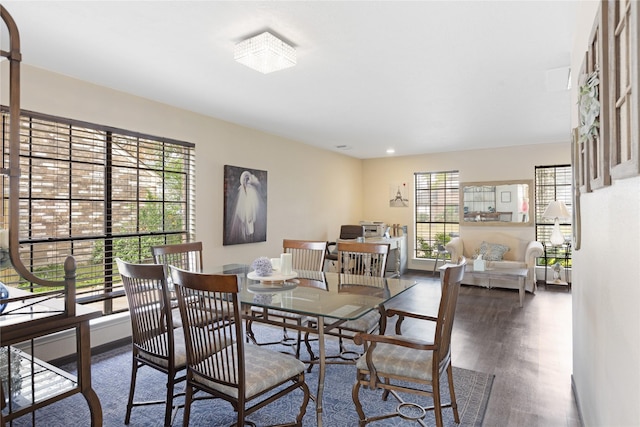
[386,148,395,154]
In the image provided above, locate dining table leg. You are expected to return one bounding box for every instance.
[316,316,325,427]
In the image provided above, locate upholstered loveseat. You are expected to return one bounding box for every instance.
[445,233,544,293]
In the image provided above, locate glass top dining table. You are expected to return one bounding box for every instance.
[204,264,418,426]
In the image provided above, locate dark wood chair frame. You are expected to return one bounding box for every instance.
[305,242,390,371]
[116,258,185,427]
[245,239,327,359]
[170,266,310,427]
[351,258,467,427]
[151,241,204,327]
[151,241,204,275]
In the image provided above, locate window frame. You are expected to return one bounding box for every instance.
[535,165,573,268]
[414,170,459,260]
[1,107,196,316]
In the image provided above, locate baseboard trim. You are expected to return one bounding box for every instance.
[14,311,132,362]
[49,336,132,366]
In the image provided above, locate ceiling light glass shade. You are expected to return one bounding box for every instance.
[543,200,570,246]
[234,32,296,74]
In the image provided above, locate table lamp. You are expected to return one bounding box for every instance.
[543,200,570,246]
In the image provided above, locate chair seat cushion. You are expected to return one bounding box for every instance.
[332,309,380,332]
[139,327,188,369]
[250,306,308,322]
[355,336,434,382]
[139,326,233,370]
[193,345,305,399]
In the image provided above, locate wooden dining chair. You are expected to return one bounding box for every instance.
[284,239,327,272]
[246,239,327,358]
[337,241,390,277]
[352,257,467,427]
[305,241,390,372]
[115,258,186,427]
[170,266,310,427]
[151,241,204,327]
[151,241,203,275]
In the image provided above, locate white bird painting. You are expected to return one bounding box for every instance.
[224,166,267,245]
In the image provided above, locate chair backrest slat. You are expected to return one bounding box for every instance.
[283,239,327,272]
[337,241,390,277]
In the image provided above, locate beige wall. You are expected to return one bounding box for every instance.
[571,3,640,426]
[1,64,364,267]
[362,143,570,269]
[6,65,570,273]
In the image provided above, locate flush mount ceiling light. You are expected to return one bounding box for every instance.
[234,31,296,74]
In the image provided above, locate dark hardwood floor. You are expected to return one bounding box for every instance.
[387,270,581,427]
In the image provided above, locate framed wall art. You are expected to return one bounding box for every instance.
[579,1,611,190]
[223,165,268,245]
[571,128,582,250]
[577,54,592,194]
[389,182,409,207]
[607,0,640,179]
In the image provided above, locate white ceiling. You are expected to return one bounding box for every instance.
[1,1,577,159]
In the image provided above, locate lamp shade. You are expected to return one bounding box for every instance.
[542,200,570,219]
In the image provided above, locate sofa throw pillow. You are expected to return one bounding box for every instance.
[479,241,510,261]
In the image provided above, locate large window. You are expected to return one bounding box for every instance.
[414,170,459,259]
[1,108,195,315]
[535,165,572,268]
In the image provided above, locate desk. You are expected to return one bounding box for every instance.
[0,288,102,426]
[365,235,407,276]
[336,235,407,276]
[208,265,417,427]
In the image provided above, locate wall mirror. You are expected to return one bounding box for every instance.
[460,180,533,226]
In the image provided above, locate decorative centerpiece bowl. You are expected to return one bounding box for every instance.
[251,257,273,277]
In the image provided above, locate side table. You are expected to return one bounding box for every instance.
[440,264,528,307]
[1,288,102,426]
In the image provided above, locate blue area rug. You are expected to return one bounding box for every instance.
[11,326,493,426]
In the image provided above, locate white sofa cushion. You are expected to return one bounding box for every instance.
[478,241,510,261]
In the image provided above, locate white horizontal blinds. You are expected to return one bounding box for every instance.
[534,165,572,245]
[13,117,107,297]
[0,108,195,315]
[414,170,459,260]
